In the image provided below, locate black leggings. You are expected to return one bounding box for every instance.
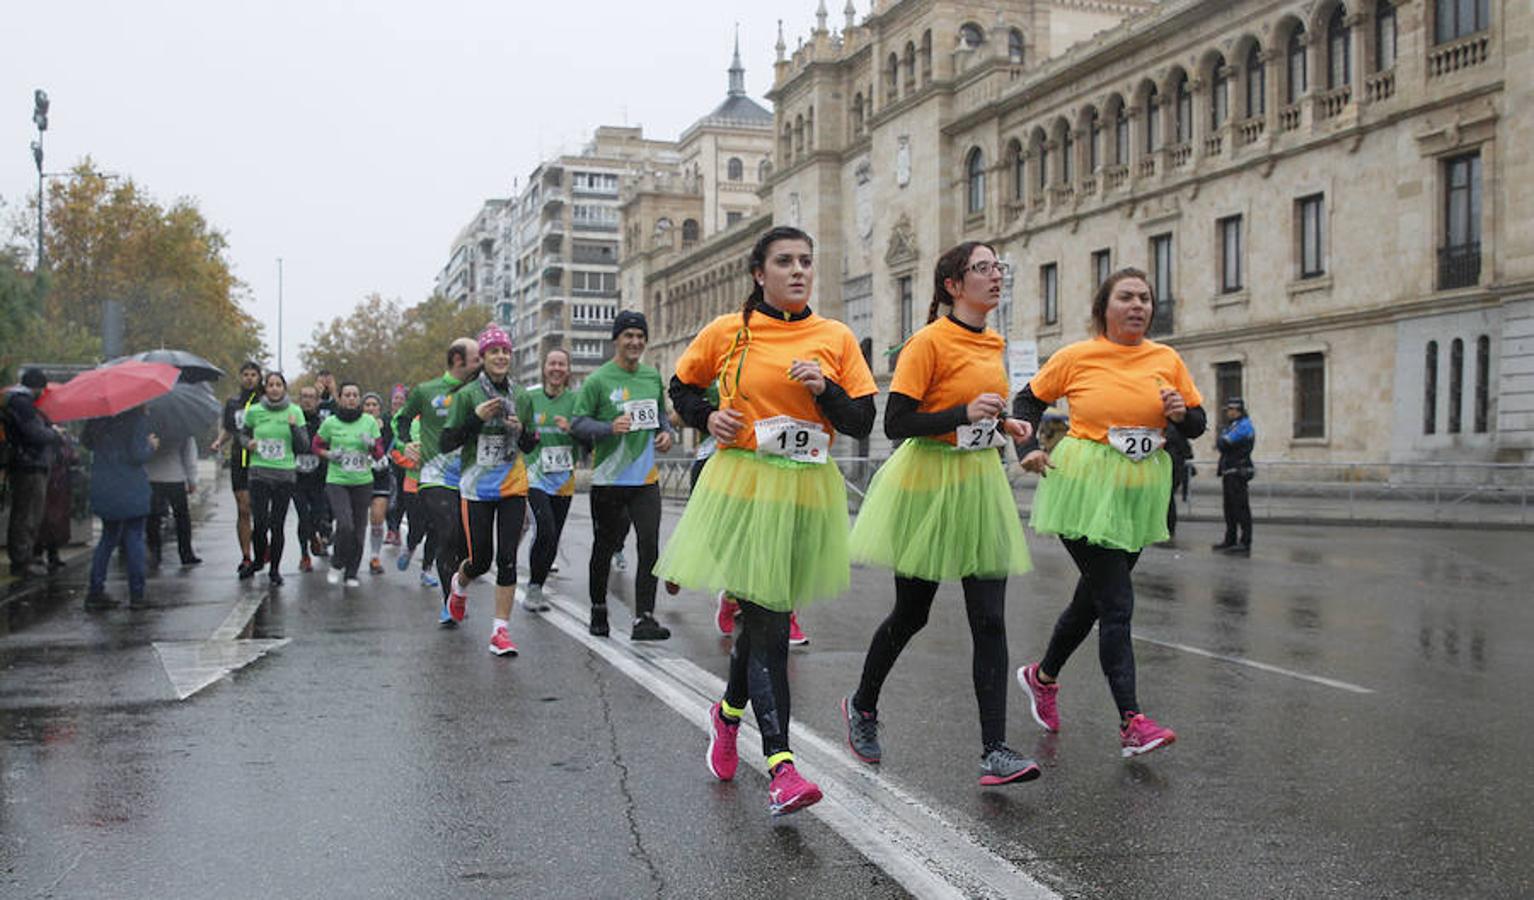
[1222,473,1253,545]
[723,600,793,758]
[250,478,294,574]
[325,483,372,579]
[461,495,526,586]
[293,478,329,551]
[1040,537,1142,717]
[527,489,571,587]
[854,575,1010,747]
[588,484,660,615]
[403,491,437,568]
[421,486,466,599]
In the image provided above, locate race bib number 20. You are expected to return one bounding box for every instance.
[1107,426,1165,462]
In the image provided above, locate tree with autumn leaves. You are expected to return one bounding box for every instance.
[299,293,493,394]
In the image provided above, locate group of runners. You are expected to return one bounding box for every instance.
[217,223,1205,819]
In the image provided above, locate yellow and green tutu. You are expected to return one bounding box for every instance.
[848,439,1032,582]
[1029,435,1171,552]
[654,448,851,612]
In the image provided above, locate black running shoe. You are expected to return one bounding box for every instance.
[589,604,610,637]
[630,614,671,641]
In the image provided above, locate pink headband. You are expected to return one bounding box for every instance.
[478,323,512,354]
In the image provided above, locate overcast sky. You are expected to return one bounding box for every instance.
[2,0,819,370]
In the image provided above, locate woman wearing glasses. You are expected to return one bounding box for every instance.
[844,242,1039,786]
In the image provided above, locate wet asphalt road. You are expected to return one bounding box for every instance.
[2,488,1531,899]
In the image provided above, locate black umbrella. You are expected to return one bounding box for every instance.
[145,381,221,443]
[110,349,225,383]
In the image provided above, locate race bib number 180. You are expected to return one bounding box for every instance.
[754,416,830,464]
[1107,426,1165,462]
[623,399,660,431]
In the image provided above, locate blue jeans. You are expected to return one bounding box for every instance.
[90,516,147,598]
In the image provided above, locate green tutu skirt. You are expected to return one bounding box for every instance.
[849,439,1031,581]
[653,449,851,612]
[1029,436,1171,552]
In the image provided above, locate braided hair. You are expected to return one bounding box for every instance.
[928,241,996,324]
[743,226,814,329]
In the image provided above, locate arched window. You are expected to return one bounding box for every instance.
[794,114,804,154]
[1008,29,1025,64]
[1144,84,1160,152]
[921,30,933,83]
[959,22,985,49]
[886,52,899,100]
[904,41,916,90]
[1113,98,1130,165]
[1008,139,1025,201]
[1375,2,1397,71]
[727,158,743,181]
[1246,43,1266,117]
[1424,341,1438,434]
[1449,337,1464,433]
[852,93,865,137]
[682,219,699,242]
[1475,334,1490,433]
[1287,25,1308,104]
[780,126,793,163]
[1059,122,1074,183]
[806,106,815,149]
[1327,5,1351,90]
[1035,131,1050,191]
[1086,107,1102,171]
[965,147,986,214]
[1211,55,1230,128]
[1173,71,1193,143]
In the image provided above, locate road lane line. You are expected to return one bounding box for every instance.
[1132,634,1375,694]
[156,591,290,701]
[536,587,1063,900]
[210,590,269,641]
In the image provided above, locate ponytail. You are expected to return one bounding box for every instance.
[930,240,996,324]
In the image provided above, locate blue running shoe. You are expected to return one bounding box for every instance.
[396,550,413,572]
[438,602,456,628]
[421,570,440,589]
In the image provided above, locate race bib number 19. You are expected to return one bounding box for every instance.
[624,399,660,431]
[1107,426,1165,462]
[754,416,830,464]
[955,418,1004,451]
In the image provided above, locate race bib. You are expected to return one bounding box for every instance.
[295,454,320,474]
[540,444,574,473]
[1107,426,1165,462]
[476,434,507,467]
[955,418,1004,452]
[623,399,660,431]
[371,454,391,471]
[754,416,830,464]
[233,409,247,429]
[255,438,286,461]
[335,450,369,473]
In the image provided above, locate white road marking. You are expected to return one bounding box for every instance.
[155,590,289,700]
[536,587,1063,900]
[1133,634,1375,694]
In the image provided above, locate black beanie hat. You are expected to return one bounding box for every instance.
[612,310,649,340]
[20,368,47,390]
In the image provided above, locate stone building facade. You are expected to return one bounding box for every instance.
[638,0,1530,465]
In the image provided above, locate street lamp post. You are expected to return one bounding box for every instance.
[30,89,49,269]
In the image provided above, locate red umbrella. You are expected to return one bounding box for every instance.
[35,360,180,423]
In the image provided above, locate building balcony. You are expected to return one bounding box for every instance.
[1364,69,1396,103]
[1103,164,1130,191]
[570,318,612,333]
[1168,142,1192,169]
[541,255,564,279]
[1278,104,1301,133]
[571,220,620,234]
[1237,116,1265,146]
[1136,155,1156,179]
[542,192,565,213]
[1315,85,1351,121]
[1438,243,1481,291]
[1428,32,1491,78]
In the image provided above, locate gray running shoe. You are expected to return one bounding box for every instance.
[978,744,1041,786]
[520,583,550,612]
[841,695,881,764]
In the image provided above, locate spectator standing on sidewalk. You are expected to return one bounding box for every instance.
[83,408,158,609]
[35,429,79,572]
[146,435,202,567]
[4,368,63,578]
[1213,398,1255,554]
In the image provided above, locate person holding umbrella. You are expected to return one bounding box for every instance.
[83,408,159,610]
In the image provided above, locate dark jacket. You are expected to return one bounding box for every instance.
[3,385,62,471]
[84,410,155,520]
[1216,415,1256,478]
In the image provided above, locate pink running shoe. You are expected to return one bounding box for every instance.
[788,613,808,646]
[448,579,468,623]
[706,702,740,781]
[1120,713,1176,758]
[715,592,736,636]
[1017,664,1059,733]
[488,626,518,657]
[767,762,822,817]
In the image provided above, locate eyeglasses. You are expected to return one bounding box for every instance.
[967,261,1010,276]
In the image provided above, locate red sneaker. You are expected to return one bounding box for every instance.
[488,626,518,657]
[1120,713,1176,758]
[448,578,467,623]
[715,592,736,636]
[299,555,313,573]
[788,613,808,646]
[767,762,822,817]
[705,702,740,781]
